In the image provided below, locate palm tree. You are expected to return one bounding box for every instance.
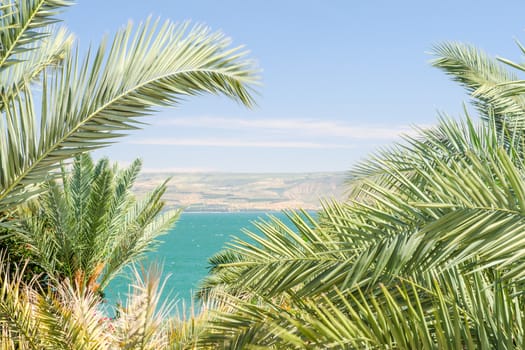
[16,153,180,294]
[197,41,525,348]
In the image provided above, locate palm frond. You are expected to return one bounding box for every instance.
[0,0,72,69]
[0,18,258,208]
[18,154,181,293]
[112,264,173,349]
[36,280,111,349]
[0,259,42,348]
[203,270,525,349]
[347,113,521,197]
[201,29,525,350]
[0,27,73,112]
[207,143,525,299]
[432,42,525,123]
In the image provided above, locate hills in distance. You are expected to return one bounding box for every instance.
[133,172,347,212]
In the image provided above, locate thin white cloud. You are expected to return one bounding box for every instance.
[155,116,421,140]
[141,166,217,173]
[131,138,354,149]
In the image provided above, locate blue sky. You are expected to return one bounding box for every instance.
[62,1,525,172]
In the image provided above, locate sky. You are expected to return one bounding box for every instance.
[61,1,525,173]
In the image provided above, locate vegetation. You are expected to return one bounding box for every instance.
[0,0,257,212]
[17,154,181,294]
[2,0,525,349]
[0,258,191,349]
[197,43,525,348]
[0,0,257,348]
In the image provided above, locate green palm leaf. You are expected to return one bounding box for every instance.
[203,270,525,349]
[0,27,73,112]
[0,18,258,209]
[209,143,525,300]
[0,0,72,68]
[432,42,525,120]
[18,154,181,293]
[199,19,525,350]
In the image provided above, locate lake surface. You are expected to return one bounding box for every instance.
[104,211,290,309]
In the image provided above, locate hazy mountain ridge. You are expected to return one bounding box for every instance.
[133,172,347,211]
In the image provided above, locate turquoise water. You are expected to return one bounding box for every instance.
[104,211,289,308]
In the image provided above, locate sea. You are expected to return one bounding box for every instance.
[103,211,292,311]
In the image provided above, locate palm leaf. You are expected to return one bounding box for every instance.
[0,27,73,112]
[0,0,72,69]
[0,18,258,209]
[202,270,525,349]
[207,145,525,298]
[18,154,181,293]
[432,42,525,124]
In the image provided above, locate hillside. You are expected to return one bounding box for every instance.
[133,172,347,212]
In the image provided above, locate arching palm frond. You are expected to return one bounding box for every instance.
[348,41,525,198]
[199,22,525,350]
[206,138,525,299]
[201,119,525,347]
[432,42,525,120]
[347,112,525,198]
[0,17,258,209]
[0,27,73,112]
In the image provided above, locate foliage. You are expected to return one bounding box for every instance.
[15,153,180,293]
[197,39,525,348]
[0,0,258,211]
[0,257,176,349]
[0,255,235,349]
[0,0,258,347]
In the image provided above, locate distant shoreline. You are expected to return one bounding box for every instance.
[135,171,346,212]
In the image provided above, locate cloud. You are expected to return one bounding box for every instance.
[155,116,421,140]
[130,138,355,149]
[141,166,217,173]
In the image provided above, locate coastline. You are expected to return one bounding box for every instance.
[134,171,346,212]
